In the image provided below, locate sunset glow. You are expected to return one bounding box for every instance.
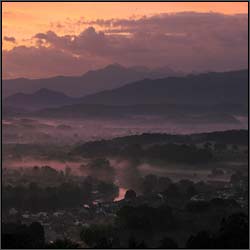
[2,2,248,79]
[3,2,248,50]
[2,2,249,248]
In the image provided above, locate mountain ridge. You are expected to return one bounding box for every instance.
[3,63,179,97]
[79,69,248,105]
[4,69,248,114]
[4,88,78,111]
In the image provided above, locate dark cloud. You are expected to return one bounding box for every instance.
[3,12,248,78]
[3,46,109,79]
[4,36,16,43]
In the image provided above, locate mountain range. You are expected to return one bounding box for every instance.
[79,69,248,106]
[4,88,77,111]
[3,63,179,97]
[32,103,243,125]
[3,69,248,122]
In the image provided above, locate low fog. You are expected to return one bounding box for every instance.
[3,116,248,144]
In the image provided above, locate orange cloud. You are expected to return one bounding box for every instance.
[2,2,248,50]
[3,12,248,79]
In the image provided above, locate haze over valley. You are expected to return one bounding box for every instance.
[2,2,248,249]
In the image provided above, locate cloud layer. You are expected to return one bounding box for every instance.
[3,12,248,79]
[4,36,16,43]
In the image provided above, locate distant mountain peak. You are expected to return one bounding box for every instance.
[79,69,248,106]
[34,88,67,96]
[3,63,182,97]
[129,65,151,72]
[36,88,53,94]
[103,63,126,70]
[4,87,76,111]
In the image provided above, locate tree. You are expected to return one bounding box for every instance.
[116,205,174,233]
[29,222,45,248]
[230,170,243,184]
[164,183,182,200]
[80,224,114,248]
[123,143,143,159]
[85,158,115,182]
[214,213,248,248]
[186,185,197,198]
[46,238,79,248]
[156,176,172,192]
[186,213,249,249]
[186,201,210,213]
[142,174,158,194]
[128,236,147,248]
[186,231,213,248]
[214,143,227,152]
[158,236,178,248]
[210,168,224,177]
[65,166,71,178]
[125,189,136,200]
[90,158,109,168]
[93,237,113,248]
[203,142,212,150]
[2,222,45,249]
[232,144,238,151]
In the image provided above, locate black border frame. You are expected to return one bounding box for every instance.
[1,1,249,249]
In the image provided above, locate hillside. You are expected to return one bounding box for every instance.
[80,69,248,105]
[4,88,78,110]
[3,64,178,97]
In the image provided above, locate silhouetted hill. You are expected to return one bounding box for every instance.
[74,129,248,148]
[71,130,248,159]
[4,88,77,110]
[3,64,178,97]
[4,70,248,120]
[2,105,28,117]
[32,103,243,125]
[80,69,248,105]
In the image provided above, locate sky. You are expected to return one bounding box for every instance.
[2,2,248,79]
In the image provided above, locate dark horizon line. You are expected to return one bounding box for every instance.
[3,63,248,81]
